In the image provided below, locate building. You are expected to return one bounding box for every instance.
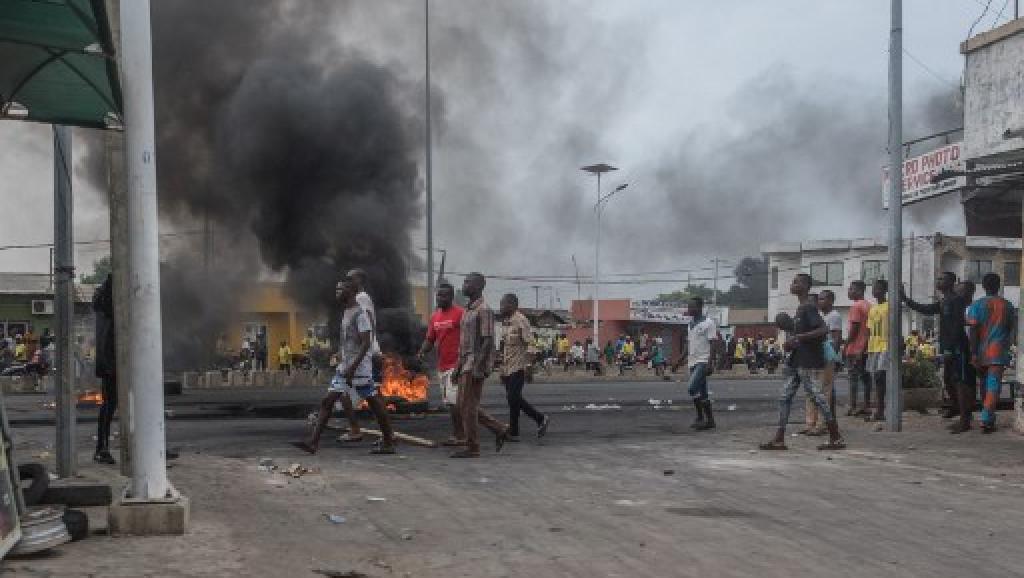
[0,272,96,344]
[960,18,1024,239]
[762,235,1022,336]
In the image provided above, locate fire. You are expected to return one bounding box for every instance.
[358,354,428,411]
[77,390,104,406]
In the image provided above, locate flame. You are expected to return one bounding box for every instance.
[77,390,104,406]
[358,354,428,411]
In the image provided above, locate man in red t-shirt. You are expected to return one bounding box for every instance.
[843,280,873,416]
[418,281,465,446]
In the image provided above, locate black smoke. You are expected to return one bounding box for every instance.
[146,0,425,367]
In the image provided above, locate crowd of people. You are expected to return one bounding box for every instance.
[532,332,670,377]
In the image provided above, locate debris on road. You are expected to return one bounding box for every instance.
[663,469,675,476]
[400,528,414,540]
[283,463,319,478]
[727,404,738,411]
[584,403,622,411]
[366,496,387,502]
[362,428,436,448]
[314,570,369,578]
[257,458,276,472]
[324,514,347,525]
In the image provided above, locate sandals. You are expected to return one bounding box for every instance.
[337,432,364,443]
[816,439,846,451]
[758,440,788,451]
[369,445,397,455]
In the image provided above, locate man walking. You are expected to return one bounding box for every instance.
[760,274,845,450]
[901,272,971,429]
[278,340,292,375]
[804,289,842,435]
[844,280,872,416]
[866,280,889,422]
[499,294,550,442]
[336,268,380,443]
[300,276,395,455]
[678,297,719,430]
[451,273,510,458]
[418,281,465,446]
[967,273,1016,433]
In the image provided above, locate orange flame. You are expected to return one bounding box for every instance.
[358,354,428,411]
[77,390,104,406]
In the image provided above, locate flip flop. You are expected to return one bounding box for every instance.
[290,441,317,455]
[816,439,846,451]
[758,441,788,451]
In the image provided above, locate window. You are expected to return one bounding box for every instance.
[1005,261,1020,287]
[809,262,843,287]
[966,260,993,283]
[770,267,778,290]
[861,260,886,286]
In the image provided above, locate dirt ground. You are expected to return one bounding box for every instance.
[2,398,1024,577]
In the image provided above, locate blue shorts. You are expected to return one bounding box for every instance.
[687,362,710,400]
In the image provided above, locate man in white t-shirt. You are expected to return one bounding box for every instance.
[804,289,843,435]
[298,276,395,455]
[336,268,381,443]
[677,297,719,431]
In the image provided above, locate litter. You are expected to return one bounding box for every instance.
[366,496,387,502]
[478,477,490,484]
[34,451,51,459]
[727,404,737,411]
[613,499,646,506]
[663,469,675,476]
[647,399,663,406]
[325,514,346,525]
[283,463,319,478]
[400,528,414,541]
[258,458,277,472]
[584,403,622,411]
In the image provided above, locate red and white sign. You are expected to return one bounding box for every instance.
[882,142,966,207]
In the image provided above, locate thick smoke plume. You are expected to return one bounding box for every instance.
[147,0,424,367]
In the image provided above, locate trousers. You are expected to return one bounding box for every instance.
[458,374,507,453]
[502,370,544,436]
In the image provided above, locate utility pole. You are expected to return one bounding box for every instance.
[53,125,75,478]
[571,255,581,300]
[886,0,904,432]
[712,257,720,307]
[424,0,434,316]
[581,164,619,349]
[121,0,173,501]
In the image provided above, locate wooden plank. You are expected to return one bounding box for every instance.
[361,428,437,449]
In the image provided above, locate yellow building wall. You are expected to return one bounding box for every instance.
[224,283,321,357]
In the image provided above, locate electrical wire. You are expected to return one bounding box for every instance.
[967,0,994,39]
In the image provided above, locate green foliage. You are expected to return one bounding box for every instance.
[654,256,769,307]
[901,354,941,390]
[80,255,112,284]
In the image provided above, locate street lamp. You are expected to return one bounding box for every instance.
[581,163,626,348]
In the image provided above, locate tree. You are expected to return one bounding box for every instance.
[654,256,769,308]
[80,255,112,284]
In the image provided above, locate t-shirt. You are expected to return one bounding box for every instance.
[556,338,570,354]
[823,310,842,346]
[967,295,1016,367]
[846,299,871,355]
[426,305,464,372]
[356,291,380,355]
[278,345,292,365]
[687,316,718,368]
[867,301,889,354]
[340,305,373,384]
[789,303,825,369]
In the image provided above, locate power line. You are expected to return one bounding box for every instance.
[902,48,959,89]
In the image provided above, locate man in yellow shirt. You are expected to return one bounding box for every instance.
[866,280,889,422]
[14,336,26,363]
[278,341,293,375]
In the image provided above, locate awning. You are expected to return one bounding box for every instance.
[0,0,122,129]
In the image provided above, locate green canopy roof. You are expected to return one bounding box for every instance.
[0,0,122,129]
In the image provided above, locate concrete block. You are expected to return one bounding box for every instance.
[270,370,286,387]
[181,372,201,389]
[109,496,190,536]
[253,371,271,388]
[228,370,250,387]
[204,371,224,389]
[290,369,314,387]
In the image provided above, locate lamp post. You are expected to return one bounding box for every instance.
[581,163,626,349]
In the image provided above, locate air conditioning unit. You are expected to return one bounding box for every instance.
[31,300,54,315]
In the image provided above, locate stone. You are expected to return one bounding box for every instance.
[109,496,190,536]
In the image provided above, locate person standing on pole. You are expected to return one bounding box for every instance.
[93,274,117,465]
[418,281,465,447]
[760,274,845,451]
[844,280,872,416]
[677,297,719,431]
[450,273,510,458]
[900,272,971,428]
[967,273,1016,434]
[498,293,550,442]
[865,280,890,422]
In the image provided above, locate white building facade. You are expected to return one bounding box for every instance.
[763,235,1021,338]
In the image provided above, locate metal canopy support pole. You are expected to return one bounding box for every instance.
[594,171,601,348]
[53,125,75,478]
[424,0,434,313]
[121,0,170,500]
[886,0,904,432]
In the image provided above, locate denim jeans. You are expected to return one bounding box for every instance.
[687,362,710,400]
[502,370,544,436]
[777,367,832,430]
[846,355,872,408]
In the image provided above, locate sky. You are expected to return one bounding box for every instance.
[0,0,1017,308]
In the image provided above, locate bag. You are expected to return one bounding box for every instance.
[823,340,841,364]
